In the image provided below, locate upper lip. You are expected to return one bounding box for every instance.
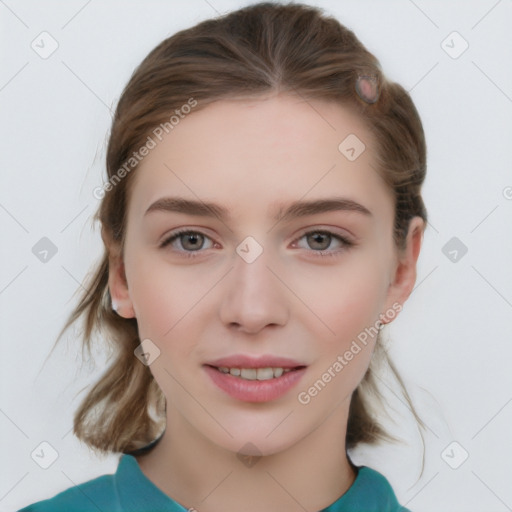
[205,354,306,369]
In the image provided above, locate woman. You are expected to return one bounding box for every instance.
[19,2,427,510]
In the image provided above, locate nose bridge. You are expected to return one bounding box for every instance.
[219,237,288,332]
[233,241,272,291]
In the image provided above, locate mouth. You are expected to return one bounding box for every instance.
[203,355,307,402]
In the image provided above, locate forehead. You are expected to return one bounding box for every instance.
[128,93,392,221]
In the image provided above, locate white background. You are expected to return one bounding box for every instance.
[1,1,511,511]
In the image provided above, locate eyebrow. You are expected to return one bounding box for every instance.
[144,196,372,222]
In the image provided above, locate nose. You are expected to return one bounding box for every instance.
[219,245,289,334]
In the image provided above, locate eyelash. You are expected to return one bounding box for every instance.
[159,228,355,260]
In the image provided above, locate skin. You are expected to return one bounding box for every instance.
[106,93,424,512]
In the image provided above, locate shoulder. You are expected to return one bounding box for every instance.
[356,466,399,500]
[340,465,412,512]
[17,467,119,512]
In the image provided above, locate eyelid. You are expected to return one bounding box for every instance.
[292,226,355,244]
[159,228,216,250]
[290,228,354,258]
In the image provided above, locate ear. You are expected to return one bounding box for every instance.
[381,217,424,324]
[101,228,136,319]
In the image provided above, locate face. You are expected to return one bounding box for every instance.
[109,93,422,456]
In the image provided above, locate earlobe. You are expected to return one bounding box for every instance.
[381,217,425,324]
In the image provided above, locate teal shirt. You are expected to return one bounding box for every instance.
[18,454,411,511]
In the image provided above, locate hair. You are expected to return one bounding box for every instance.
[54,1,428,466]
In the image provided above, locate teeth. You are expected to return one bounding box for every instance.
[273,367,284,378]
[255,368,273,380]
[241,368,258,380]
[216,366,291,380]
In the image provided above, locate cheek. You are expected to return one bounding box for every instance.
[286,252,389,344]
[295,272,386,407]
[287,253,389,398]
[125,252,222,358]
[125,254,190,339]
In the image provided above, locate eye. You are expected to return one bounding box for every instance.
[293,230,354,258]
[159,229,214,257]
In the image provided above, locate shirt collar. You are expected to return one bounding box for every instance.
[115,454,188,511]
[115,454,401,512]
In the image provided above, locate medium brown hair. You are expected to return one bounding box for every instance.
[54,1,428,461]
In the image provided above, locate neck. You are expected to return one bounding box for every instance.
[136,400,356,512]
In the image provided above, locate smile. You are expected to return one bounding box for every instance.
[203,363,307,402]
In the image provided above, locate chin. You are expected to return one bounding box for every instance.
[199,416,308,458]
[225,435,298,458]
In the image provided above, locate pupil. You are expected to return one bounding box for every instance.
[310,232,330,250]
[183,233,203,250]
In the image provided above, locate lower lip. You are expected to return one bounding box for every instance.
[203,365,307,402]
